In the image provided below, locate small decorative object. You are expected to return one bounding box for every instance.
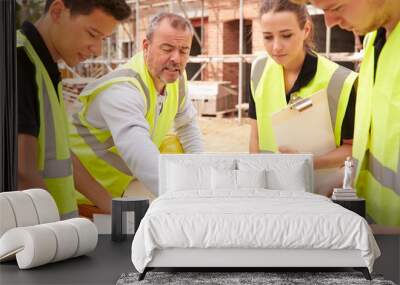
[342,156,354,190]
[332,157,359,201]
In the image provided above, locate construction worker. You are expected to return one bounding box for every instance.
[69,12,204,216]
[249,0,358,195]
[290,0,400,226]
[17,0,131,219]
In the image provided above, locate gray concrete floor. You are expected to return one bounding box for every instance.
[0,235,132,285]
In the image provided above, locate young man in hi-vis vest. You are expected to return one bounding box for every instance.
[17,0,131,219]
[69,12,204,217]
[291,0,400,226]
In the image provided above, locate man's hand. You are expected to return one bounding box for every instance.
[72,153,112,214]
[17,134,47,190]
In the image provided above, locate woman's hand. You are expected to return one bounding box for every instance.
[249,119,260,153]
[278,146,299,154]
[314,140,353,169]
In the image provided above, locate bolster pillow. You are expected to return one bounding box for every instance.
[0,218,98,269]
[0,189,60,237]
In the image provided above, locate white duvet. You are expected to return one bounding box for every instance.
[131,190,380,273]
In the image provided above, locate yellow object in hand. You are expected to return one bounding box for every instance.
[159,135,184,154]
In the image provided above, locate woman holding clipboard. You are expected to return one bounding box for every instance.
[249,0,358,195]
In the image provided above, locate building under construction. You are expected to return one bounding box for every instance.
[1,1,400,284]
[62,0,360,121]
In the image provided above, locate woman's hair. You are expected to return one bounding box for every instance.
[259,0,316,51]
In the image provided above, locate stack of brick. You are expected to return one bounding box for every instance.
[62,78,95,114]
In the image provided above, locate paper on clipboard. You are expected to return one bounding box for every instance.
[271,89,335,155]
[271,89,342,194]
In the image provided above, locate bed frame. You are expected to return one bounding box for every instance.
[138,154,371,281]
[140,248,370,280]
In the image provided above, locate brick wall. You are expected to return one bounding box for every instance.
[205,0,260,84]
[120,1,357,81]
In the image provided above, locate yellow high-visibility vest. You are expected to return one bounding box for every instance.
[69,52,186,204]
[353,24,400,226]
[251,53,357,152]
[17,31,78,219]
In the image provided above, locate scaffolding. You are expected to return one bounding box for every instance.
[63,0,362,123]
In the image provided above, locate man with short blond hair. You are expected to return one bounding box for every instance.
[290,0,400,226]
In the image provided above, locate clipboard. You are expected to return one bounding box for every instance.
[271,89,342,194]
[271,89,335,156]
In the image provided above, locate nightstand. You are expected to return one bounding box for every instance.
[111,197,149,242]
[332,198,366,218]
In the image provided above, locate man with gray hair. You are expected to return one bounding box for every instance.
[69,12,204,217]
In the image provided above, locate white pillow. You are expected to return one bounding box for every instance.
[211,169,269,190]
[166,158,236,170]
[211,168,237,190]
[237,159,308,191]
[236,169,268,189]
[266,168,306,191]
[167,162,212,192]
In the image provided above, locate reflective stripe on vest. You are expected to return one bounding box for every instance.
[82,68,151,114]
[251,55,268,93]
[326,65,353,131]
[368,153,400,193]
[354,153,400,226]
[82,68,186,113]
[71,76,186,175]
[71,112,132,176]
[17,31,78,219]
[41,78,72,178]
[354,152,400,193]
[69,52,186,203]
[352,24,400,226]
[251,54,356,151]
[252,56,352,130]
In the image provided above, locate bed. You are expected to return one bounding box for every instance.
[131,154,380,280]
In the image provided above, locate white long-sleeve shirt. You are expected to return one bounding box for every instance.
[85,82,203,196]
